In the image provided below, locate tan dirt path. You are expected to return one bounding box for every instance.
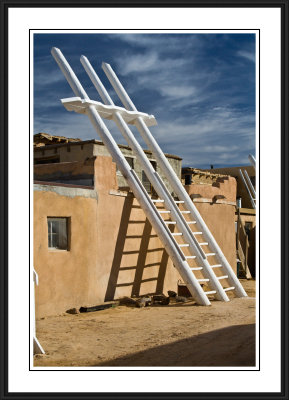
[34,279,256,367]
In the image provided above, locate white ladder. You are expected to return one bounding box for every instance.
[51,47,247,306]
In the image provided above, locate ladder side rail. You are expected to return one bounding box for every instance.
[136,117,248,298]
[239,169,256,209]
[33,269,45,354]
[102,62,248,299]
[130,170,211,306]
[86,108,210,306]
[51,48,210,306]
[82,56,228,301]
[243,169,256,199]
[82,56,208,255]
[248,154,256,169]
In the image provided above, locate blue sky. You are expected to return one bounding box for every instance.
[34,33,255,168]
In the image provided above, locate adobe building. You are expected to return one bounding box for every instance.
[34,133,182,196]
[34,134,239,318]
[182,167,256,278]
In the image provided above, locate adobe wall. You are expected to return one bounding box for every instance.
[34,140,182,195]
[34,157,238,317]
[206,166,255,209]
[34,159,95,187]
[34,156,180,318]
[184,176,237,272]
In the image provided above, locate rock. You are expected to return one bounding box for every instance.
[168,290,177,298]
[160,296,170,305]
[175,295,189,303]
[66,308,79,314]
[152,294,170,305]
[136,296,152,308]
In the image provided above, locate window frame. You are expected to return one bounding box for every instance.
[47,217,70,251]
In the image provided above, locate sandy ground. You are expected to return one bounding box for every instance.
[34,279,256,367]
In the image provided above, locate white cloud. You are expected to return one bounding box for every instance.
[118,52,158,75]
[237,50,255,62]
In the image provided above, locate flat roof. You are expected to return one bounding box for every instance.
[34,139,182,161]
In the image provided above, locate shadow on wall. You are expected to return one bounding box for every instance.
[95,324,256,367]
[104,195,170,301]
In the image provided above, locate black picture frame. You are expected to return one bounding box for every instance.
[1,0,288,399]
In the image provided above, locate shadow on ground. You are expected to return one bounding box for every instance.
[96,324,255,367]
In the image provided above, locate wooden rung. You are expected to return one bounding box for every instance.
[152,199,164,202]
[181,211,190,214]
[204,290,216,295]
[159,210,170,213]
[223,286,235,292]
[175,200,184,203]
[179,244,189,247]
[217,275,228,280]
[205,253,216,257]
[198,278,209,282]
[165,221,176,224]
[172,232,182,236]
[211,264,222,268]
[191,267,203,270]
[185,255,196,259]
[199,242,208,246]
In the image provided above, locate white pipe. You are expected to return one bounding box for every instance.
[33,269,45,354]
[102,62,247,298]
[52,48,210,305]
[248,154,256,169]
[239,169,256,209]
[244,169,256,199]
[81,56,228,301]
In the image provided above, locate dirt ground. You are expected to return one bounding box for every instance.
[34,279,256,367]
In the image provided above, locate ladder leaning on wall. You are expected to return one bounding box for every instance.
[51,47,247,306]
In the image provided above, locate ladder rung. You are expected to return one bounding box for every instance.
[165,221,176,224]
[175,200,184,203]
[185,255,196,259]
[158,210,170,213]
[199,242,208,246]
[191,267,203,270]
[217,275,228,280]
[211,264,222,268]
[181,211,190,214]
[223,286,235,292]
[187,221,197,224]
[198,278,209,282]
[179,244,189,247]
[152,199,164,203]
[193,232,202,235]
[204,290,216,295]
[205,253,216,257]
[172,232,182,236]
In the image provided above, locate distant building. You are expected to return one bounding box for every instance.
[34,132,182,196]
[182,166,256,278]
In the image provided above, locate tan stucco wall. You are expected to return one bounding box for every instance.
[34,156,238,317]
[34,140,182,195]
[184,177,237,272]
[206,166,255,209]
[34,156,180,317]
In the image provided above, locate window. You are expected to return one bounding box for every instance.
[249,176,256,187]
[47,217,69,250]
[116,157,134,176]
[34,156,60,165]
[185,174,192,185]
[125,157,134,169]
[142,160,157,194]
